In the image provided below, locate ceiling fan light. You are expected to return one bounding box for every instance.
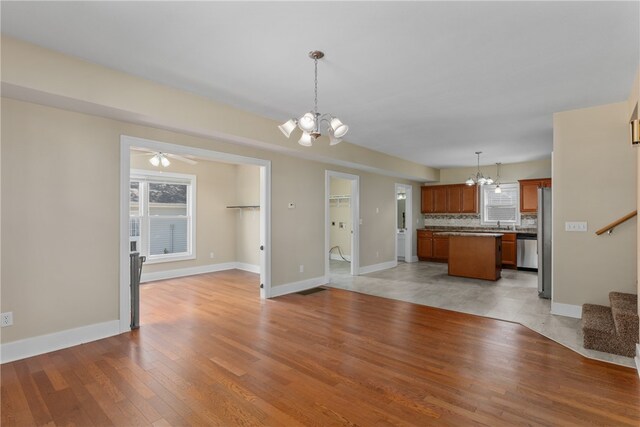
[485,177,494,185]
[298,131,314,147]
[330,117,348,138]
[478,177,487,185]
[465,177,475,186]
[298,112,316,132]
[149,154,160,167]
[278,119,297,138]
[160,155,170,167]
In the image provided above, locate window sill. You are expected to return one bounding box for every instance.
[144,254,196,265]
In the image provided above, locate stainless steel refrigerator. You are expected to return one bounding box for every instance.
[537,187,552,298]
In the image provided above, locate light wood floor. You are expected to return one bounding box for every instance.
[2,270,639,426]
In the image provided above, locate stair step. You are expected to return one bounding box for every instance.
[582,304,615,335]
[582,303,636,357]
[609,292,639,339]
[609,292,637,315]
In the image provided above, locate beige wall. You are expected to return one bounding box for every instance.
[235,164,260,266]
[436,158,552,185]
[0,98,422,343]
[330,178,352,257]
[553,102,637,307]
[130,155,239,274]
[1,36,438,183]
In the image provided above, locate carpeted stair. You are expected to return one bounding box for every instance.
[582,292,638,357]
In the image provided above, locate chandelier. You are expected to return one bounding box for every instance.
[494,163,502,193]
[278,51,349,147]
[465,152,493,186]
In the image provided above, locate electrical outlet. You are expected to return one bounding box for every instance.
[565,221,587,232]
[376,251,380,258]
[299,265,304,273]
[1,312,13,327]
[209,252,215,259]
[376,207,379,214]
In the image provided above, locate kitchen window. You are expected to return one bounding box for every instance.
[480,183,520,226]
[130,170,196,263]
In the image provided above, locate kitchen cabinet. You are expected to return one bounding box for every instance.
[519,178,552,213]
[447,185,462,213]
[433,235,449,260]
[433,187,448,213]
[421,184,478,214]
[501,233,517,268]
[460,185,478,213]
[421,187,434,213]
[417,230,433,259]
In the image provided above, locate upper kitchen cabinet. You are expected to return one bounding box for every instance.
[460,185,478,213]
[519,178,552,213]
[421,184,478,214]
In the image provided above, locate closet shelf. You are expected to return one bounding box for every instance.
[226,205,260,209]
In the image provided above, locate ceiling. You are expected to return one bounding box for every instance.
[1,2,638,168]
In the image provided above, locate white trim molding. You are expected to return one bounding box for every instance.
[550,302,582,319]
[635,344,640,378]
[236,263,260,274]
[269,276,328,298]
[358,260,398,275]
[0,320,120,364]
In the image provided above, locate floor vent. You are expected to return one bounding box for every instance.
[296,287,327,296]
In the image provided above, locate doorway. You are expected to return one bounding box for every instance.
[395,183,414,263]
[325,171,359,279]
[119,135,271,333]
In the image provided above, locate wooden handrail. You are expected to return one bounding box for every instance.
[595,211,637,235]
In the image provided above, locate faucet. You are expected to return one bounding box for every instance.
[497,220,501,229]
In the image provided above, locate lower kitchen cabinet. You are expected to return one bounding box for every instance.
[501,233,517,268]
[417,230,433,259]
[433,236,449,261]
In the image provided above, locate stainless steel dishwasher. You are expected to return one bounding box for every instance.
[517,233,538,270]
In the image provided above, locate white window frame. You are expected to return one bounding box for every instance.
[480,182,521,226]
[130,169,197,264]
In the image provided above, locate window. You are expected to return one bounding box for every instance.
[130,170,196,263]
[481,183,520,226]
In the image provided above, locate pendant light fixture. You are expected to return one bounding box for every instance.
[149,152,170,167]
[465,152,493,186]
[494,163,502,193]
[279,51,349,147]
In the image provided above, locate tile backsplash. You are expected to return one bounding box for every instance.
[423,213,537,229]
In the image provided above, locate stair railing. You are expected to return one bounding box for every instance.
[595,211,637,235]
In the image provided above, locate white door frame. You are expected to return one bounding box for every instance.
[395,183,414,263]
[119,135,271,333]
[325,170,360,278]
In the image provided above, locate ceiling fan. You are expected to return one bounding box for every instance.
[131,147,197,167]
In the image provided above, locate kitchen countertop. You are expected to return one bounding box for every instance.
[422,226,536,235]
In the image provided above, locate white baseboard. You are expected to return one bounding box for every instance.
[635,344,640,378]
[550,301,582,319]
[1,320,120,364]
[235,263,260,274]
[330,253,352,261]
[269,276,328,298]
[141,262,257,283]
[358,260,398,275]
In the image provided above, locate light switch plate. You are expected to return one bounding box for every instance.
[565,221,587,232]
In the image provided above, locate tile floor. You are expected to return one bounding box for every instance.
[328,259,635,368]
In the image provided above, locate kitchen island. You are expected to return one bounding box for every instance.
[435,232,503,281]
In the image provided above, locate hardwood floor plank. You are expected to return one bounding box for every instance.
[2,269,639,426]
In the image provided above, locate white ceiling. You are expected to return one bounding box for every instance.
[2,1,638,168]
